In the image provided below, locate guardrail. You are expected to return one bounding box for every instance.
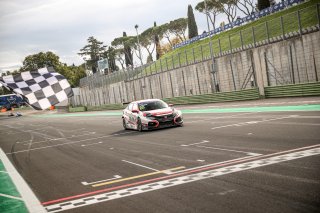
[162,88,260,105]
[264,82,320,98]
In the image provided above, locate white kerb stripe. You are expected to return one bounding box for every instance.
[0,148,46,213]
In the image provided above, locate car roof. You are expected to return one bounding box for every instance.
[133,99,162,104]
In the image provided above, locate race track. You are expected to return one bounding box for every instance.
[0,97,320,213]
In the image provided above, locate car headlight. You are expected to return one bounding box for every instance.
[173,110,181,117]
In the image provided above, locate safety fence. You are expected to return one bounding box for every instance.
[79,2,320,89]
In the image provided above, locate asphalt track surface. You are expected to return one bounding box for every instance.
[0,97,320,213]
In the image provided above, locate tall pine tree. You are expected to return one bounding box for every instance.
[154,22,161,60]
[187,4,198,39]
[123,32,133,67]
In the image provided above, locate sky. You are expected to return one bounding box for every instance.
[0,0,227,73]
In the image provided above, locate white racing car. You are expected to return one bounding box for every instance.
[122,99,183,131]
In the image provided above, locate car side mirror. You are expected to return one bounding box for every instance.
[132,109,139,113]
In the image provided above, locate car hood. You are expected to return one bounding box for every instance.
[146,108,173,116]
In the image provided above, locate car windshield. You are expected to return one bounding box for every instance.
[138,101,168,111]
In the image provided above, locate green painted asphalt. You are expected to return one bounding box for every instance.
[34,104,320,118]
[0,161,28,213]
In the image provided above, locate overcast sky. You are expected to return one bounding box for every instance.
[0,0,225,73]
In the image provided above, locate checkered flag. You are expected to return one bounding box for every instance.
[0,67,73,110]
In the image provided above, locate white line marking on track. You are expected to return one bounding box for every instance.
[81,142,103,147]
[181,140,210,147]
[81,175,122,186]
[164,155,257,175]
[44,146,320,212]
[0,193,23,200]
[211,115,297,130]
[0,170,8,173]
[186,112,256,124]
[17,132,96,144]
[7,132,135,155]
[196,145,261,156]
[218,190,235,195]
[122,160,160,172]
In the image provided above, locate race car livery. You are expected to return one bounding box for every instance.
[122,99,183,131]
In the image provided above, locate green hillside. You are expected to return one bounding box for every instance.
[140,0,319,76]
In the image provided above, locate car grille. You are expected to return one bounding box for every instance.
[154,114,174,122]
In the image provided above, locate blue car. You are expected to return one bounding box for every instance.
[0,94,26,110]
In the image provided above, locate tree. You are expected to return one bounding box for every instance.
[169,18,188,41]
[58,64,86,87]
[78,36,106,73]
[195,1,223,31]
[235,0,256,16]
[220,0,238,23]
[103,47,118,72]
[154,22,161,60]
[187,5,198,39]
[111,35,135,70]
[123,32,133,68]
[257,0,270,11]
[140,27,156,63]
[22,51,61,71]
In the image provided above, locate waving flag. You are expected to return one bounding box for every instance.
[0,67,73,110]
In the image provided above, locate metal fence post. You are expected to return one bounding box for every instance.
[172,55,175,69]
[264,52,271,86]
[185,50,188,66]
[149,64,152,75]
[228,34,232,53]
[181,70,187,96]
[155,62,157,74]
[280,16,285,40]
[168,72,174,97]
[160,59,163,72]
[240,31,244,50]
[252,26,256,47]
[266,21,270,43]
[166,57,169,70]
[218,38,222,55]
[297,10,302,36]
[200,45,204,61]
[178,53,181,67]
[192,48,196,64]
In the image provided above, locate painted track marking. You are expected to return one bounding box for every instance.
[0,193,23,200]
[81,175,122,186]
[181,140,210,147]
[44,145,320,212]
[211,115,297,130]
[122,160,160,172]
[6,131,135,155]
[92,166,185,187]
[196,145,261,156]
[81,142,103,147]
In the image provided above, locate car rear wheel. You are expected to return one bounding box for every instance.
[123,119,128,130]
[137,118,143,132]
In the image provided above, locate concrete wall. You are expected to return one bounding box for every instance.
[72,31,320,106]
